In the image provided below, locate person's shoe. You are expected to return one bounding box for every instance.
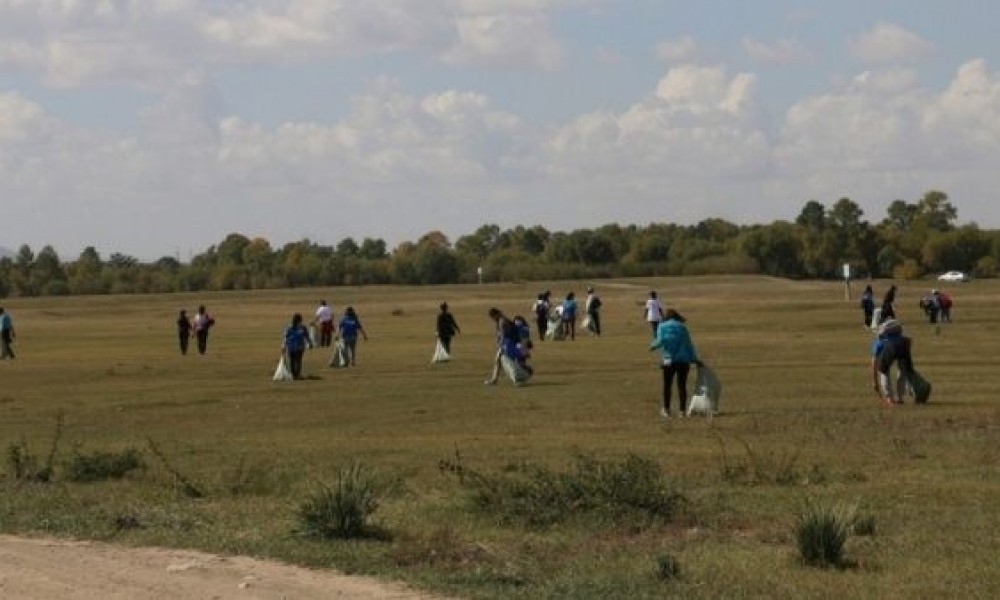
[660,407,670,419]
[484,379,497,386]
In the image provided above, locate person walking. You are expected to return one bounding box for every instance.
[192,305,215,355]
[337,306,368,366]
[176,310,192,355]
[313,300,335,347]
[533,291,550,343]
[650,308,701,419]
[0,307,15,360]
[561,292,578,341]
[936,289,953,322]
[880,285,897,324]
[585,286,602,336]
[436,302,461,353]
[871,318,915,406]
[282,313,313,379]
[644,291,665,336]
[860,284,875,328]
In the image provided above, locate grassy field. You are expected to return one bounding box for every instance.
[1,275,999,599]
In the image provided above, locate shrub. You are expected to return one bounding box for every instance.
[654,553,681,582]
[795,501,856,567]
[852,513,877,536]
[297,462,383,539]
[64,448,145,482]
[440,451,685,528]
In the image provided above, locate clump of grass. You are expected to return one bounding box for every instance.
[795,500,857,568]
[5,413,64,483]
[852,512,877,536]
[716,434,826,486]
[145,437,203,498]
[439,450,685,528]
[296,462,384,539]
[64,448,145,482]
[654,553,681,582]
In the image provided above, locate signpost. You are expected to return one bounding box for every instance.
[843,263,851,300]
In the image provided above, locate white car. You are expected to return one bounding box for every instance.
[937,270,969,282]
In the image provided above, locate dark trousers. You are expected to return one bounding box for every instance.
[179,332,190,355]
[196,330,209,355]
[536,315,547,341]
[319,322,333,347]
[1,330,13,359]
[863,310,873,328]
[343,338,358,365]
[588,311,601,335]
[288,349,305,378]
[661,362,691,413]
[650,320,661,336]
[439,335,453,353]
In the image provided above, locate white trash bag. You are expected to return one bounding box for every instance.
[329,340,348,368]
[431,339,450,364]
[545,317,565,341]
[500,355,532,384]
[272,353,293,381]
[687,363,722,416]
[308,324,318,346]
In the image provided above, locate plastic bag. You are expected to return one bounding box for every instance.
[329,340,348,368]
[500,355,532,384]
[431,339,450,363]
[272,353,293,381]
[686,363,722,416]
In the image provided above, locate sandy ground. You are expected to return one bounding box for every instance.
[0,535,444,600]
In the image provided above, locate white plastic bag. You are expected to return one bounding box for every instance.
[308,324,318,346]
[272,353,293,381]
[870,307,883,332]
[329,340,348,368]
[686,363,722,416]
[582,315,594,332]
[431,339,450,363]
[545,318,565,341]
[500,354,532,384]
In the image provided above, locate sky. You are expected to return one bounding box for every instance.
[1,0,998,261]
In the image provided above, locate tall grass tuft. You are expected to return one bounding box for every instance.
[795,500,857,568]
[440,451,685,528]
[297,462,383,539]
[654,553,681,582]
[64,448,145,482]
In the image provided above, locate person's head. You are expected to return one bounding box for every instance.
[566,292,575,300]
[864,284,872,293]
[932,289,940,295]
[292,313,303,325]
[544,290,551,299]
[488,307,503,322]
[0,307,5,315]
[346,306,356,317]
[198,305,206,314]
[319,299,327,306]
[440,302,448,312]
[537,292,545,300]
[587,287,594,294]
[179,309,186,317]
[650,291,657,299]
[664,308,685,322]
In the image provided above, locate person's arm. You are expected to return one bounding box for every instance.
[359,321,368,341]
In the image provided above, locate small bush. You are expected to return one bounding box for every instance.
[6,440,49,482]
[795,501,856,567]
[654,553,681,582]
[852,513,877,536]
[297,462,383,539]
[64,448,145,482]
[440,451,685,528]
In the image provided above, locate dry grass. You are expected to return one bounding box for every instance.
[2,276,1000,598]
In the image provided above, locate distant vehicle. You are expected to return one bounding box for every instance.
[937,270,970,282]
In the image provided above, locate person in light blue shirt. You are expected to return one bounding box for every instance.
[650,308,701,419]
[561,292,578,341]
[282,313,313,379]
[0,307,15,359]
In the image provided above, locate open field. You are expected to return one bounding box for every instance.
[1,275,999,599]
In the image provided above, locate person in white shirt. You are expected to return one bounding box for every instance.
[314,300,334,347]
[644,291,664,336]
[585,287,602,336]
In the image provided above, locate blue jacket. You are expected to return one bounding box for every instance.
[283,324,311,353]
[651,318,699,364]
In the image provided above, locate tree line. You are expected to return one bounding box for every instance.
[1,190,997,298]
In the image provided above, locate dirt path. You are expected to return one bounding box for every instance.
[0,535,444,599]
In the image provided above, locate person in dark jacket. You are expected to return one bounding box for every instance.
[436,302,461,353]
[177,310,192,355]
[880,285,897,324]
[0,307,15,360]
[282,313,313,379]
[870,318,914,405]
[860,284,875,328]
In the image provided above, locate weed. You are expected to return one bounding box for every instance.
[654,553,681,582]
[852,513,877,536]
[64,448,145,482]
[795,500,856,568]
[440,451,685,528]
[5,413,64,482]
[145,437,204,498]
[296,462,384,540]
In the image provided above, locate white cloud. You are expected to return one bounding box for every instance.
[743,38,811,65]
[849,23,935,64]
[441,13,564,70]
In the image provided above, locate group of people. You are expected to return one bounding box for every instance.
[531,288,603,342]
[176,306,215,355]
[279,302,368,379]
[918,289,953,324]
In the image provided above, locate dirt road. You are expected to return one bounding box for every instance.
[0,535,442,599]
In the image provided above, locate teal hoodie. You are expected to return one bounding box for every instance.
[650,318,698,364]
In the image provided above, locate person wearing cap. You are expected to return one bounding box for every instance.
[435,302,461,354]
[871,318,914,405]
[585,286,602,336]
[650,308,702,418]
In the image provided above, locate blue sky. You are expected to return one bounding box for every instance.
[1,0,998,260]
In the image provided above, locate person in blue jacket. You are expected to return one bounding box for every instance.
[282,313,313,379]
[561,292,578,341]
[650,308,701,419]
[338,306,368,366]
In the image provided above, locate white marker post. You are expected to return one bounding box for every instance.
[843,263,851,300]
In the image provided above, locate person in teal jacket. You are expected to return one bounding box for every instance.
[650,308,701,418]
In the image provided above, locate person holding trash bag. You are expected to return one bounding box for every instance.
[282,313,313,379]
[338,306,368,366]
[436,302,461,354]
[650,308,701,419]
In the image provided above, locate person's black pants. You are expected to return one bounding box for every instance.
[589,311,601,335]
[536,315,547,341]
[196,330,209,355]
[179,332,189,355]
[288,349,305,378]
[440,335,453,353]
[661,362,691,413]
